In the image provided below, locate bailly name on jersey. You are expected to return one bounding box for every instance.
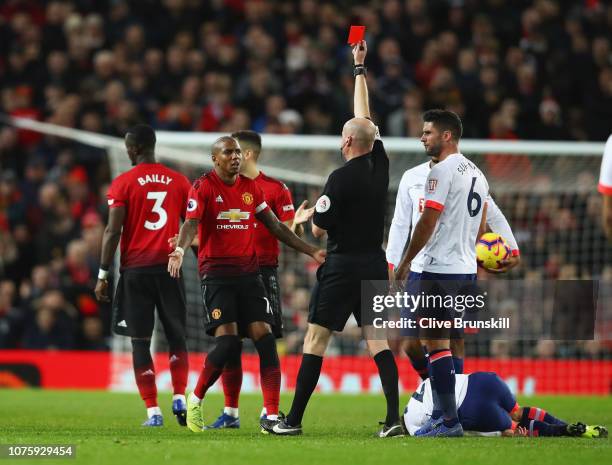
[137,174,173,186]
[372,317,510,330]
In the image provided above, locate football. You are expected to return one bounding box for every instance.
[476,232,511,270]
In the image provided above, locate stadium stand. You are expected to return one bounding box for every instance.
[0,0,610,365]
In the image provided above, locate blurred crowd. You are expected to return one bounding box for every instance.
[0,0,611,355]
[1,0,611,142]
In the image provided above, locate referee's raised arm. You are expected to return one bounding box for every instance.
[260,38,401,438]
[352,40,370,119]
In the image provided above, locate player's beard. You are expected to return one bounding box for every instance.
[425,141,442,158]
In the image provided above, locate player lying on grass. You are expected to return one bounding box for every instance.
[402,371,608,438]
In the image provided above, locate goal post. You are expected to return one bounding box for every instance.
[3,115,610,395]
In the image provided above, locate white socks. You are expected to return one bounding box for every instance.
[260,407,277,420]
[189,392,202,404]
[146,396,188,418]
[224,407,239,418]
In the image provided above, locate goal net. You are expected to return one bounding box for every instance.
[152,130,612,375]
[5,116,611,395]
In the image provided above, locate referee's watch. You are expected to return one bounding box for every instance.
[353,64,367,77]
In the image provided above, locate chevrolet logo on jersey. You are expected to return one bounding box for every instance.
[217,209,250,222]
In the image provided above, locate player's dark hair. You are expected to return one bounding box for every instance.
[212,135,238,155]
[231,130,261,160]
[422,109,463,141]
[126,124,156,152]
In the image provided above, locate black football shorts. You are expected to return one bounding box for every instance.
[416,272,477,340]
[260,266,283,338]
[112,265,187,339]
[308,252,387,332]
[200,273,274,337]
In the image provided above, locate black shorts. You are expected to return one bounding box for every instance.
[112,265,187,339]
[416,272,477,340]
[400,271,424,338]
[309,252,387,332]
[260,266,283,338]
[201,273,274,337]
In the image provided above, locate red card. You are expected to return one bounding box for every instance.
[347,25,366,45]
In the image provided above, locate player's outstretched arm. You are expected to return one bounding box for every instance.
[95,206,126,302]
[257,209,326,263]
[352,40,370,119]
[168,218,198,278]
[395,208,441,282]
[289,200,315,237]
[168,233,199,250]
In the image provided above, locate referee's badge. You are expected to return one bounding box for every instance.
[315,195,331,213]
[211,308,222,320]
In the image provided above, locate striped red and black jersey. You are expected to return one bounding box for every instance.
[186,170,270,277]
[253,172,295,267]
[107,163,192,270]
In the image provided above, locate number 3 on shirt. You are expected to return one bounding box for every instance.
[467,177,482,217]
[145,191,168,230]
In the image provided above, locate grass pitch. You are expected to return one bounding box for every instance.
[0,390,609,465]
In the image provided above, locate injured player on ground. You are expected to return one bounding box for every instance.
[402,371,607,438]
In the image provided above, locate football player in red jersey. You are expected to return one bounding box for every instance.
[95,124,192,427]
[168,136,325,433]
[201,130,314,428]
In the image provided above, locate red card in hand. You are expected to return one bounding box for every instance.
[347,25,366,45]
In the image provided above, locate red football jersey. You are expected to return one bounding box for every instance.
[107,163,192,269]
[253,172,295,267]
[186,170,270,277]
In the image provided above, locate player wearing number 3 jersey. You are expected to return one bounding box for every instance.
[95,124,192,428]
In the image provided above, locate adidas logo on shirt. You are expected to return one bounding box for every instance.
[117,320,127,327]
[216,195,223,203]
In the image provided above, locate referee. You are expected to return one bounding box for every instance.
[261,40,401,438]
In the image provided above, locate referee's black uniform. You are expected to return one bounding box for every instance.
[309,134,388,331]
